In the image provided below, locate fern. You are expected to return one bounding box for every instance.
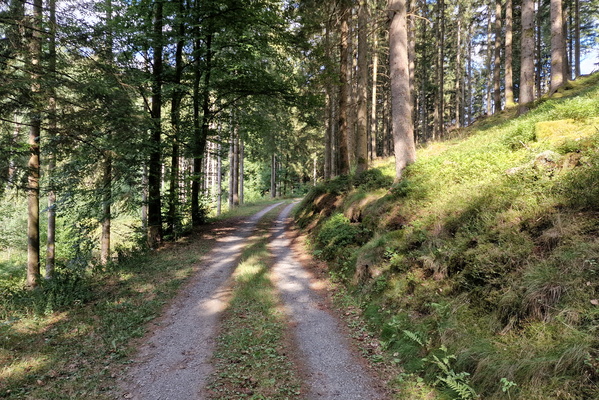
[402,329,426,348]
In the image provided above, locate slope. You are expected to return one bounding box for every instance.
[295,73,599,399]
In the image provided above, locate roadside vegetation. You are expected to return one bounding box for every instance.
[0,200,282,399]
[296,73,599,399]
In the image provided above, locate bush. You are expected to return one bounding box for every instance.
[314,213,371,262]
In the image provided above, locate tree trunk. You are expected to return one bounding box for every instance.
[535,0,543,97]
[324,23,333,179]
[370,23,379,161]
[493,0,502,114]
[270,153,276,198]
[100,0,113,264]
[46,0,57,278]
[147,0,163,248]
[485,3,493,115]
[337,4,350,175]
[167,0,185,237]
[27,0,43,288]
[550,0,566,93]
[239,139,244,205]
[519,0,536,114]
[574,0,580,78]
[455,11,462,128]
[232,128,239,207]
[217,133,222,216]
[356,0,369,174]
[388,0,416,183]
[433,0,445,138]
[505,0,515,107]
[228,131,234,207]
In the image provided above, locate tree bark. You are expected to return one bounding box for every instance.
[27,0,43,288]
[167,0,185,237]
[270,153,276,198]
[505,0,515,107]
[46,0,57,278]
[101,0,113,264]
[574,0,580,78]
[388,0,416,183]
[493,0,502,114]
[337,3,350,175]
[370,22,379,161]
[550,0,566,93]
[147,0,163,248]
[519,0,536,114]
[356,0,369,174]
[239,139,244,205]
[433,0,445,138]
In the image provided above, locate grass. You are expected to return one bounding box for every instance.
[296,72,599,399]
[206,206,303,399]
[0,201,285,399]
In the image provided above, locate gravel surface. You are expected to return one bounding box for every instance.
[119,202,282,400]
[271,202,386,400]
[119,201,385,399]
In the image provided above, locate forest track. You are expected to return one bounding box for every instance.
[120,202,385,400]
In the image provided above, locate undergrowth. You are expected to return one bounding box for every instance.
[297,73,599,399]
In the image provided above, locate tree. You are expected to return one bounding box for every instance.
[505,0,515,107]
[26,0,43,288]
[337,2,351,175]
[388,0,416,182]
[493,0,502,113]
[356,0,369,174]
[147,0,163,248]
[550,0,566,93]
[519,0,535,114]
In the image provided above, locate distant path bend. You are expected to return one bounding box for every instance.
[120,202,283,400]
[271,202,386,400]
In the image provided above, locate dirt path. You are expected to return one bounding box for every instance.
[120,202,385,399]
[120,203,283,400]
[271,202,385,400]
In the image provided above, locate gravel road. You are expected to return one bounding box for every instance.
[119,202,282,400]
[270,202,385,400]
[120,202,385,399]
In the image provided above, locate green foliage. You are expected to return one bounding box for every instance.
[314,213,371,262]
[297,73,599,399]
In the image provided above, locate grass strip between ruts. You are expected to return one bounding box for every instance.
[206,207,303,399]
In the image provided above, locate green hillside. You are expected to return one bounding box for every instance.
[296,73,599,400]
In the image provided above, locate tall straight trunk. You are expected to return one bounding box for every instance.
[216,133,222,216]
[408,0,416,132]
[27,0,43,288]
[228,132,234,207]
[419,0,429,140]
[337,4,350,175]
[455,12,462,128]
[493,0,502,113]
[46,0,57,277]
[324,24,333,179]
[232,129,239,207]
[520,0,536,114]
[356,0,369,173]
[101,0,113,264]
[370,26,379,161]
[388,0,416,182]
[550,0,566,93]
[348,7,357,168]
[535,0,543,97]
[485,4,493,115]
[574,0,580,78]
[239,139,244,205]
[467,27,474,124]
[433,0,445,139]
[270,153,276,198]
[167,0,185,236]
[147,0,163,248]
[505,0,515,107]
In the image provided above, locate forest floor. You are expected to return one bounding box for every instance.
[118,201,388,400]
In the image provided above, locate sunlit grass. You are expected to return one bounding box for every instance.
[299,72,599,399]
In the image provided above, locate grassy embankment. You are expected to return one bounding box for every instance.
[296,74,599,399]
[0,199,283,399]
